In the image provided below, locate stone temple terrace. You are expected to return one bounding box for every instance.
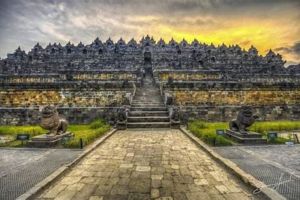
[0,35,300,127]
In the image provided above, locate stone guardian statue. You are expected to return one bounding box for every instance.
[229,106,258,134]
[40,106,68,136]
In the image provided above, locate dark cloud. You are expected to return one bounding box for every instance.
[275,42,300,56]
[0,0,299,64]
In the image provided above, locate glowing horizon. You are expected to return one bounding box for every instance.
[0,0,299,65]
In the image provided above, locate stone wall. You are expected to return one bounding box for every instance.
[179,105,300,122]
[163,88,300,121]
[158,70,300,121]
[0,71,138,84]
[157,71,221,81]
[0,89,130,108]
[170,90,300,106]
[0,107,119,125]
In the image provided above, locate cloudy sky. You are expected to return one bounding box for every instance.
[0,0,299,65]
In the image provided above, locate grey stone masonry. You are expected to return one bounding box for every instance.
[37,129,260,200]
[0,35,294,75]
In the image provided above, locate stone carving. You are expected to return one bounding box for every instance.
[229,106,258,134]
[116,106,128,129]
[40,106,68,135]
[170,106,180,121]
[117,106,128,122]
[170,106,180,128]
[164,93,173,106]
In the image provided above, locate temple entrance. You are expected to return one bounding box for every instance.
[144,51,152,64]
[144,51,153,75]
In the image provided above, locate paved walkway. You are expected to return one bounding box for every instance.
[38,129,258,200]
[214,145,300,200]
[0,148,81,200]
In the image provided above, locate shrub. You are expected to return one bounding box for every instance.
[0,126,45,136]
[63,119,110,148]
[268,137,289,144]
[89,119,106,129]
[188,120,300,146]
[250,121,300,133]
[215,135,232,146]
[188,120,232,146]
[0,118,111,148]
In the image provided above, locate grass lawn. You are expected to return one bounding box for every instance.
[0,119,111,148]
[188,120,300,146]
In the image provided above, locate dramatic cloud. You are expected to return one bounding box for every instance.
[275,42,300,64]
[275,42,300,54]
[0,0,299,64]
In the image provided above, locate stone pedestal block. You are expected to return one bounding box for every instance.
[226,130,267,144]
[29,132,72,148]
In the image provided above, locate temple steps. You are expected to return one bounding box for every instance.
[127,73,170,128]
[127,116,170,123]
[129,111,169,117]
[131,103,165,107]
[130,107,167,112]
[127,122,170,128]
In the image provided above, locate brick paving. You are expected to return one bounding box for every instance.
[214,145,300,200]
[0,148,81,200]
[37,129,258,200]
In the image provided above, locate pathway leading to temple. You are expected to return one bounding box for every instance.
[37,129,258,200]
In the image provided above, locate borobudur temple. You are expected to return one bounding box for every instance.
[0,35,300,125]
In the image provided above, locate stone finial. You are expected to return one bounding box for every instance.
[191,39,199,47]
[157,38,166,46]
[266,49,276,57]
[180,38,188,47]
[249,45,258,55]
[168,38,177,47]
[77,41,84,48]
[105,37,114,46]
[128,38,137,47]
[117,37,126,45]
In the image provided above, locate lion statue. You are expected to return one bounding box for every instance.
[229,106,258,134]
[40,106,68,136]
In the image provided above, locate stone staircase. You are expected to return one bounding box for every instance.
[127,74,170,128]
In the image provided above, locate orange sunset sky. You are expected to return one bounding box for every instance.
[0,0,299,65]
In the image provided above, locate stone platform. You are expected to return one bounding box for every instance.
[226,130,267,144]
[29,132,72,148]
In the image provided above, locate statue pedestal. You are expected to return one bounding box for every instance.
[117,121,127,130]
[170,120,180,129]
[226,130,267,144]
[29,132,72,148]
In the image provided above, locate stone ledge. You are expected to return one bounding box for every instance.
[180,126,286,200]
[16,128,117,200]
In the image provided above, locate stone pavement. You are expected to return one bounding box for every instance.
[0,148,81,200]
[214,145,300,200]
[37,129,259,200]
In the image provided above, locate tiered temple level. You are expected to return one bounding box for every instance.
[0,35,291,74]
[0,36,299,125]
